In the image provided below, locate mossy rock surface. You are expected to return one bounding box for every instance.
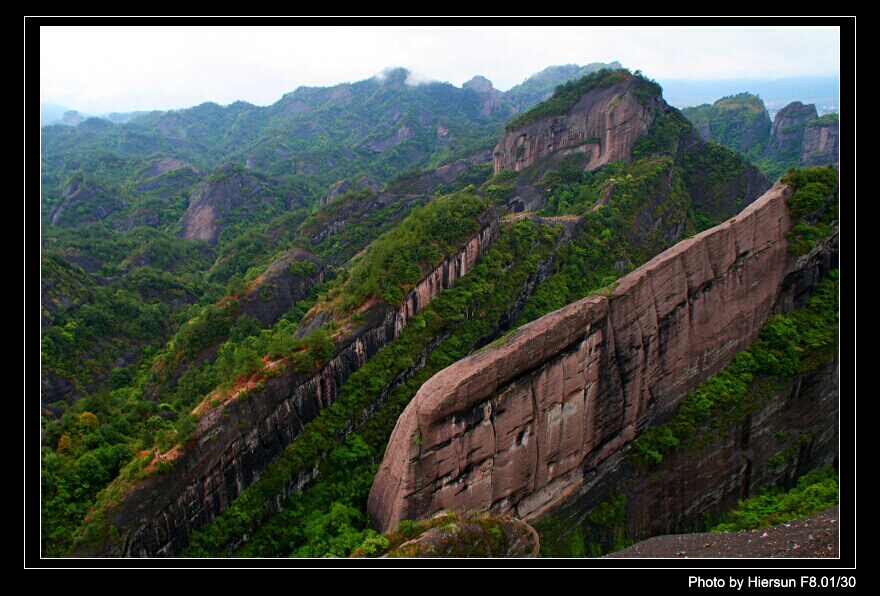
[353,510,540,558]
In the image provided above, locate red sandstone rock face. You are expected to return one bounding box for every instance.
[492,77,662,174]
[367,182,827,533]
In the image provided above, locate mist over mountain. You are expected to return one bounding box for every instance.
[40,102,76,126]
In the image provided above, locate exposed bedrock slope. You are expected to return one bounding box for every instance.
[82,210,500,557]
[367,181,839,534]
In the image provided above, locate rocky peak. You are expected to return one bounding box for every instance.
[60,110,87,126]
[464,74,507,118]
[240,248,329,328]
[376,66,411,87]
[771,101,819,135]
[137,157,202,181]
[681,93,772,156]
[493,72,666,174]
[766,102,819,158]
[463,75,496,94]
[320,177,378,206]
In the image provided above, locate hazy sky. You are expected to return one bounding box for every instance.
[38,23,843,115]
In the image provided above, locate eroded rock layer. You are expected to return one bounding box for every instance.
[367,181,838,533]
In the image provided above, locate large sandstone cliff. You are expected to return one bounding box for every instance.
[492,75,771,219]
[84,210,501,557]
[367,181,838,534]
[492,76,664,174]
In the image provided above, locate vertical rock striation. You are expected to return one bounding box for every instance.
[367,181,839,534]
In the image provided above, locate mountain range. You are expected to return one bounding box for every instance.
[38,63,840,561]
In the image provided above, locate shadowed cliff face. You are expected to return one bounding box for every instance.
[177,165,269,245]
[367,182,838,534]
[589,353,839,543]
[239,248,329,328]
[81,209,501,557]
[801,124,840,166]
[49,179,125,228]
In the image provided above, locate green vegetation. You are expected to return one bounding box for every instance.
[631,270,838,466]
[535,264,838,557]
[44,191,502,558]
[503,62,623,110]
[808,112,840,127]
[40,229,221,396]
[681,93,771,157]
[535,491,633,557]
[678,141,751,221]
[41,64,839,560]
[681,95,839,183]
[287,260,316,278]
[782,165,839,256]
[40,389,200,556]
[334,193,486,312]
[710,466,838,532]
[505,94,768,328]
[351,510,532,558]
[514,150,710,325]
[631,110,694,159]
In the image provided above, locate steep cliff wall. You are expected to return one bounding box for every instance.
[84,210,500,557]
[367,181,838,533]
[801,123,840,166]
[493,76,665,174]
[492,76,770,219]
